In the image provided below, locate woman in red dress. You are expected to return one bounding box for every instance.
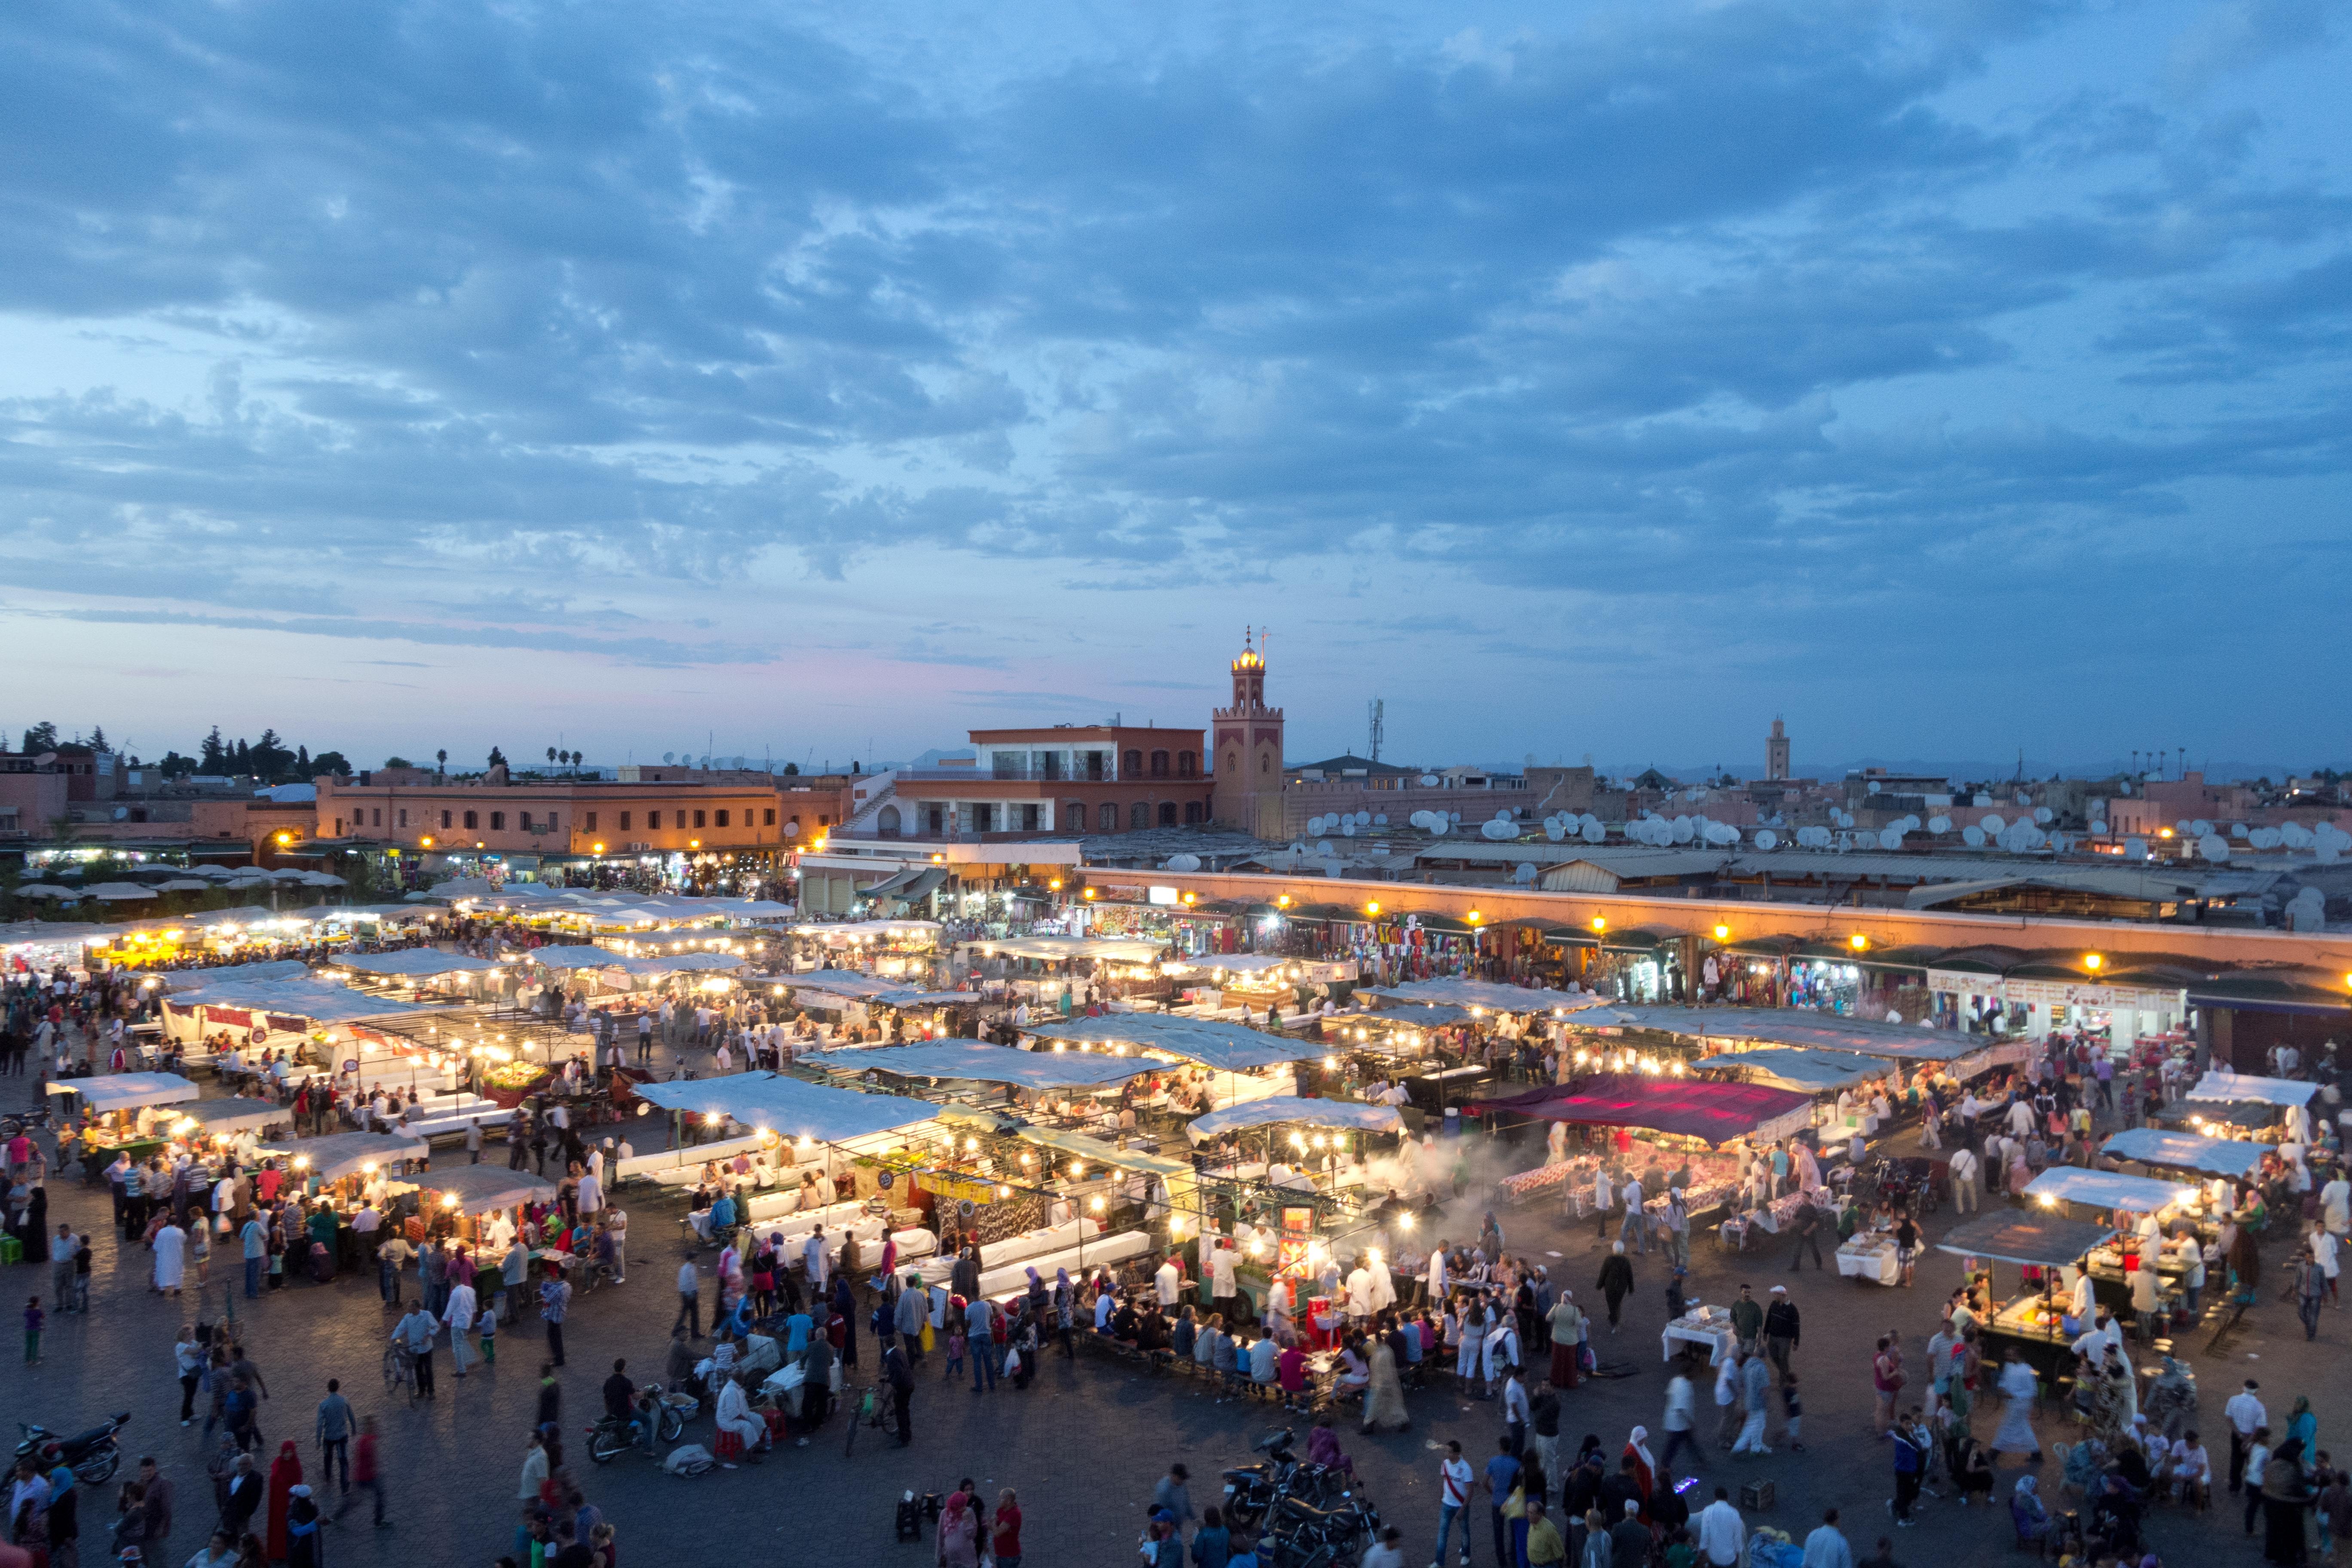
[264,1440,303,1561]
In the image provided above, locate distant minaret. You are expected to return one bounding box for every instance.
[1766,717,1791,782]
[1212,630,1286,837]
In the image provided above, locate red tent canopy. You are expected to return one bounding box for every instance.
[1463,1072,1813,1147]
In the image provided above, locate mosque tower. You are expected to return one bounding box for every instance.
[1212,629,1286,837]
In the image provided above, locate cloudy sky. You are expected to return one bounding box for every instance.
[3,0,2345,774]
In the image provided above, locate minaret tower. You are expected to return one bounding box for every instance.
[1212,628,1286,836]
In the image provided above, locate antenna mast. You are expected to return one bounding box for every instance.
[1367,698,1384,763]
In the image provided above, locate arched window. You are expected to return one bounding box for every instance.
[1123,750,1142,776]
[1158,801,1177,827]
[1150,750,1169,778]
[1098,802,1119,832]
[1224,749,1238,774]
[1130,802,1150,830]
[1183,801,1203,824]
[876,805,901,838]
[1261,753,1272,773]
[1063,801,1086,830]
[1178,751,1196,778]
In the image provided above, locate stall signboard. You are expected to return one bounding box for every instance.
[924,1173,1001,1207]
[1926,971,2184,1012]
[1149,887,1182,907]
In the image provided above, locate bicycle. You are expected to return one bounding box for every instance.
[843,1380,883,1458]
[382,1344,417,1404]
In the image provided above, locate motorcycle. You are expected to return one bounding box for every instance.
[1222,1431,1352,1531]
[585,1383,687,1464]
[1265,1490,1380,1568]
[18,1411,131,1486]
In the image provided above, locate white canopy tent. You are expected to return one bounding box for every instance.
[46,1072,200,1114]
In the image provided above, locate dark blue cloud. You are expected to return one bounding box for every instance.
[0,0,2347,758]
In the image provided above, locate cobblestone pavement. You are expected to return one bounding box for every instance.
[3,1080,2337,1568]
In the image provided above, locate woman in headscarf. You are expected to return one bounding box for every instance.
[2142,1356,2198,1441]
[285,1483,323,1568]
[1623,1427,1657,1519]
[2287,1394,2318,1455]
[2261,1436,2310,1565]
[936,1488,981,1568]
[1548,1289,1586,1389]
[1360,1329,1409,1433]
[265,1440,303,1562]
[830,1273,859,1369]
[2009,1474,2059,1550]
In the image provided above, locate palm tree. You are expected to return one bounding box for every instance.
[436,748,447,775]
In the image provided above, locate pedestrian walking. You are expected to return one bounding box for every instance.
[1435,1439,1474,1568]
[1598,1244,1635,1332]
[1733,1351,1772,1455]
[444,1275,479,1378]
[1785,1202,1826,1272]
[540,1269,572,1367]
[335,1414,387,1528]
[314,1380,353,1492]
[392,1302,438,1399]
[1763,1288,1800,1376]
[1660,1369,1700,1478]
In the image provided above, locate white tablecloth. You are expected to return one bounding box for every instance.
[1835,1233,1900,1286]
[1663,1309,1736,1364]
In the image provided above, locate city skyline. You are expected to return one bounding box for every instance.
[4,0,2347,761]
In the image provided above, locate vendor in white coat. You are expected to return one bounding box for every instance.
[713,1372,768,1454]
[1208,1238,1238,1310]
[1344,1259,1375,1324]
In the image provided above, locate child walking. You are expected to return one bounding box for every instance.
[478,1303,498,1365]
[24,1296,43,1364]
[945,1323,968,1382]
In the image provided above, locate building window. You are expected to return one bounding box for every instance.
[1130,802,1150,830]
[647,810,661,830]
[1178,751,1196,778]
[546,812,557,832]
[1150,750,1169,778]
[927,806,945,836]
[333,818,343,836]
[463,811,478,830]
[371,808,382,827]
[1184,801,1203,824]
[877,805,902,838]
[714,809,730,828]
[818,814,830,826]
[396,808,407,828]
[490,812,505,830]
[1021,803,1040,831]
[977,802,998,833]
[619,812,631,831]
[1085,751,1106,781]
[441,810,452,829]
[763,808,775,826]
[693,810,706,828]
[585,812,597,832]
[1225,749,1238,774]
[1124,750,1142,777]
[1262,753,1272,773]
[1098,802,1119,832]
[1158,801,1177,827]
[1063,801,1085,830]
[518,812,532,830]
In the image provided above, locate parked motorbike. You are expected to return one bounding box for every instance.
[585,1383,687,1464]
[17,1411,131,1486]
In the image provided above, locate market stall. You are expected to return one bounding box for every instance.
[49,1072,202,1165]
[166,1096,290,1163]
[2099,1128,2268,1181]
[2188,1071,2321,1141]
[1936,1210,2119,1381]
[282,1129,432,1185]
[411,1163,562,1253]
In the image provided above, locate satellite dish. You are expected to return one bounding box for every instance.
[1341,821,1357,837]
[1372,815,1387,827]
[1449,811,1460,823]
[2231,823,2249,839]
[1754,830,1778,850]
[1980,814,2005,834]
[1308,816,1327,835]
[1315,840,1335,855]
[1927,815,1952,834]
[1962,826,1987,847]
[2034,807,2053,825]
[1494,807,1513,821]
[2124,836,2148,861]
[2250,827,2280,848]
[1580,820,1605,844]
[1866,780,1881,794]
[1545,820,1566,841]
[784,822,799,837]
[2283,823,2315,848]
[2190,819,2213,837]
[1515,862,1537,883]
[662,752,676,764]
[1419,774,1439,787]
[2015,791,2030,806]
[2198,833,2230,862]
[1879,826,1904,850]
